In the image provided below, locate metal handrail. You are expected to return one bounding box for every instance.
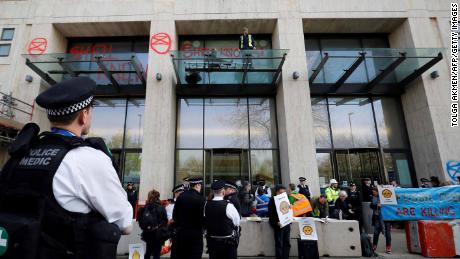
[0,92,34,121]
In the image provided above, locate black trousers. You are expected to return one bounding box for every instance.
[144,240,162,259]
[170,229,203,259]
[273,225,291,259]
[207,238,238,259]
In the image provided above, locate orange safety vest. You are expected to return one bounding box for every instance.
[290,193,313,217]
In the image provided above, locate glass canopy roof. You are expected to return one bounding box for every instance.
[171,49,288,94]
[23,53,147,95]
[306,48,443,95]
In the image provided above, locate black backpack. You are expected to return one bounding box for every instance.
[139,203,161,232]
[360,232,376,257]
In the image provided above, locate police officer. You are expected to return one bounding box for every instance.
[166,184,184,221]
[205,180,240,259]
[297,177,311,201]
[224,181,242,215]
[347,182,363,231]
[0,77,133,258]
[171,177,205,259]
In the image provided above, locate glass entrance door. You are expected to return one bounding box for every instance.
[205,149,249,193]
[334,149,382,189]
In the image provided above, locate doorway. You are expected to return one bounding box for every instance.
[204,149,249,193]
[334,149,382,188]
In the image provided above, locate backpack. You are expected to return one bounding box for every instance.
[139,203,161,231]
[360,232,375,257]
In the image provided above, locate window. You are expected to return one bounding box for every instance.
[1,28,14,41]
[0,44,11,57]
[175,97,280,193]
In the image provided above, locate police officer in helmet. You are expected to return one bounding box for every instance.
[0,77,133,259]
[171,177,205,259]
[205,180,241,259]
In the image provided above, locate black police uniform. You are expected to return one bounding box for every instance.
[0,77,123,259]
[171,181,205,259]
[297,184,311,200]
[347,189,363,229]
[205,180,239,259]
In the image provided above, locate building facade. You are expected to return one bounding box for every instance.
[0,0,457,203]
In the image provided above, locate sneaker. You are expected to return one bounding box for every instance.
[386,246,392,254]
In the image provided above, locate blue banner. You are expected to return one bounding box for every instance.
[381,186,460,221]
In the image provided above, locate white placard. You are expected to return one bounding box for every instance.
[129,243,145,259]
[274,192,293,228]
[377,185,398,205]
[298,217,318,240]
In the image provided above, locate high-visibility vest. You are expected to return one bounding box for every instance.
[325,187,339,204]
[240,35,254,49]
[290,193,313,217]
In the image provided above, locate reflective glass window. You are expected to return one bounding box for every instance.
[249,98,278,148]
[0,44,11,57]
[316,153,333,188]
[1,28,14,40]
[175,150,204,185]
[124,99,145,148]
[328,98,378,148]
[90,99,127,149]
[311,97,331,148]
[373,97,409,149]
[251,150,279,188]
[204,98,249,148]
[384,152,412,187]
[177,99,204,148]
[123,152,142,186]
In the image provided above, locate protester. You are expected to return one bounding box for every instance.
[370,187,392,254]
[239,27,256,50]
[288,183,312,217]
[311,194,329,218]
[126,182,138,217]
[268,185,291,259]
[334,191,351,220]
[347,183,363,230]
[325,179,340,216]
[297,177,311,200]
[255,188,270,217]
[255,179,272,197]
[138,189,168,259]
[239,181,255,217]
[389,178,400,188]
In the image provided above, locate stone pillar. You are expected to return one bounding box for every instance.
[389,15,459,183]
[273,9,320,195]
[139,0,177,200]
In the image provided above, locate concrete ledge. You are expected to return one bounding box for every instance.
[117,218,361,257]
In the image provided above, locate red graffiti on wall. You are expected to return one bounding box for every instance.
[27,38,48,55]
[150,33,172,54]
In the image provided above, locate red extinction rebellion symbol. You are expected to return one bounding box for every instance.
[150,33,172,55]
[27,38,48,55]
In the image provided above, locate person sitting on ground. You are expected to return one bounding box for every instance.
[255,187,269,217]
[334,191,351,220]
[370,187,392,254]
[311,194,329,218]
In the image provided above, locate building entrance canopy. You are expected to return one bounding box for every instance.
[23,53,147,95]
[171,49,288,95]
[307,48,443,95]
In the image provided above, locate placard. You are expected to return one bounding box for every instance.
[274,192,293,228]
[377,185,397,205]
[381,186,460,221]
[298,217,318,240]
[129,243,144,259]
